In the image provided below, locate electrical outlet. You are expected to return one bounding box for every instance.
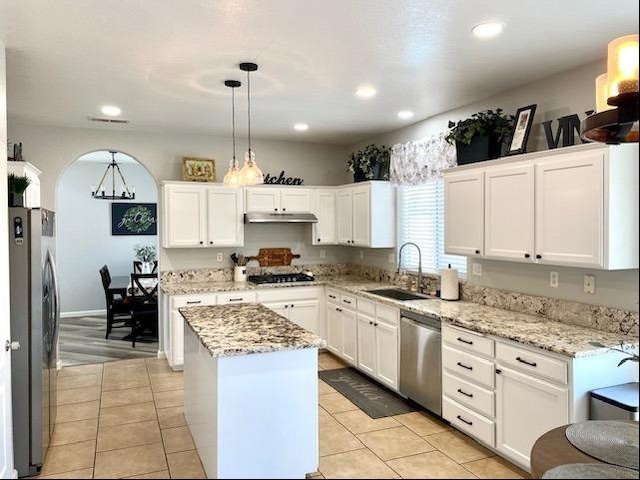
[319,250,326,259]
[584,274,596,294]
[216,252,223,262]
[359,250,364,259]
[472,263,482,276]
[388,253,395,263]
[550,271,559,288]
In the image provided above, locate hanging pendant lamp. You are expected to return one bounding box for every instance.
[223,79,242,186]
[90,150,135,200]
[238,62,264,185]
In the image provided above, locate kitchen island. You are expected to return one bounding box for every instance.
[180,303,326,479]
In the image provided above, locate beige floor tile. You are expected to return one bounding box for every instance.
[59,363,103,377]
[146,362,174,375]
[36,468,94,479]
[161,425,195,453]
[319,424,365,457]
[145,357,168,365]
[463,456,528,479]
[150,375,183,393]
[318,353,349,370]
[40,440,96,476]
[103,358,147,368]
[394,411,451,436]
[318,379,336,395]
[166,450,206,479]
[319,406,340,429]
[56,401,100,423]
[94,442,167,479]
[57,373,102,391]
[56,386,101,405]
[126,470,170,479]
[157,406,186,429]
[333,409,401,434]
[97,419,162,452]
[318,392,358,414]
[149,371,183,382]
[357,426,435,461]
[387,451,477,479]
[101,386,153,408]
[426,430,493,464]
[99,402,158,427]
[319,448,397,479]
[101,372,150,392]
[153,388,183,409]
[51,419,98,446]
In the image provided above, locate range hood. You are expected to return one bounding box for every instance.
[244,212,318,224]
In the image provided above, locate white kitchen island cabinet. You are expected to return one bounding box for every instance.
[181,303,325,479]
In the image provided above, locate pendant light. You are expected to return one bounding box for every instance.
[238,62,264,185]
[90,150,135,200]
[223,79,242,186]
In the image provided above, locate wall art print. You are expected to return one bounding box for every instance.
[111,202,157,236]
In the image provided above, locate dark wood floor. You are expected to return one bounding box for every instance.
[59,315,158,366]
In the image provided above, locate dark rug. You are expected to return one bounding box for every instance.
[318,367,416,419]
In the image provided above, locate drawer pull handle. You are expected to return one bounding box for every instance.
[456,362,473,371]
[336,308,342,312]
[457,388,474,398]
[228,298,243,302]
[516,357,537,367]
[343,300,352,304]
[456,415,473,426]
[456,337,473,345]
[329,295,336,299]
[186,301,202,305]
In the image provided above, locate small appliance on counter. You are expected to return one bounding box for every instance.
[248,273,315,285]
[440,264,459,301]
[231,253,248,282]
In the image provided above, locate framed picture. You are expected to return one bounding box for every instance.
[507,104,537,155]
[111,203,157,236]
[182,157,216,182]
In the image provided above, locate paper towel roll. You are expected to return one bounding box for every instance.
[440,266,459,301]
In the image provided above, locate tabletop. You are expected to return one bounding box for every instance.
[108,275,158,293]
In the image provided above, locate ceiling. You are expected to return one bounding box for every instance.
[1,0,638,145]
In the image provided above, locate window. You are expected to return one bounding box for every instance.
[397,179,467,277]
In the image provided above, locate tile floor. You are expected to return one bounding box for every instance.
[39,352,530,479]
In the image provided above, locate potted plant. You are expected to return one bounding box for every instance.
[347,144,391,182]
[445,109,514,165]
[134,244,157,273]
[8,173,31,207]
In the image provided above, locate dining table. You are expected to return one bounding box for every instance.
[107,275,159,296]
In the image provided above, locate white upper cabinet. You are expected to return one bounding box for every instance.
[336,189,353,245]
[444,171,484,256]
[313,190,337,245]
[245,186,312,214]
[280,188,313,213]
[207,187,244,246]
[484,164,535,261]
[351,185,370,246]
[246,187,280,213]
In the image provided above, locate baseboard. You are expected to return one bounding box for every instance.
[157,350,166,359]
[60,309,107,318]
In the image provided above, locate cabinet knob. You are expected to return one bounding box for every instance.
[290,304,294,308]
[374,322,378,327]
[317,238,321,242]
[536,254,542,259]
[285,305,289,308]
[524,253,530,259]
[369,321,373,325]
[209,241,213,245]
[199,241,203,245]
[475,249,481,254]
[282,208,286,212]
[275,208,278,212]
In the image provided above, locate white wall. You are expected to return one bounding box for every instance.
[350,59,639,312]
[57,157,158,314]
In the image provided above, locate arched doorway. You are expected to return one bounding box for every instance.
[56,150,159,366]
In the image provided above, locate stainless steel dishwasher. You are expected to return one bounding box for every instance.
[399,310,442,416]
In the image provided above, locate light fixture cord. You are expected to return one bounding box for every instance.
[247,69,252,158]
[232,85,237,165]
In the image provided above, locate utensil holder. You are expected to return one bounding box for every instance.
[234,266,247,283]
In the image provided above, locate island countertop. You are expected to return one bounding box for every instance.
[179,303,326,358]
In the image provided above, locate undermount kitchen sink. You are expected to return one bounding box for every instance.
[366,288,432,301]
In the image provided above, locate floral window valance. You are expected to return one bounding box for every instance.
[390,132,456,185]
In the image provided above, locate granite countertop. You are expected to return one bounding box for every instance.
[164,275,638,358]
[180,303,326,358]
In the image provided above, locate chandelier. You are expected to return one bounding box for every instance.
[91,151,136,200]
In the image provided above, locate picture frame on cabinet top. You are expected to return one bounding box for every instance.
[507,104,537,156]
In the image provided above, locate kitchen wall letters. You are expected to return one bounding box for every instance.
[263,170,304,185]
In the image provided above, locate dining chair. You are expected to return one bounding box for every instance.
[129,272,159,347]
[133,260,158,274]
[99,265,132,339]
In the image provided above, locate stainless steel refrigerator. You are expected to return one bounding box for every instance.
[8,208,59,477]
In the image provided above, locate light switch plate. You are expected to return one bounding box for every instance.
[584,274,596,294]
[472,263,482,276]
[319,250,326,259]
[216,252,223,262]
[550,271,559,288]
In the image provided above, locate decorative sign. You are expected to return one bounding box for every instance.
[182,157,216,182]
[263,170,304,185]
[111,203,157,236]
[542,111,594,149]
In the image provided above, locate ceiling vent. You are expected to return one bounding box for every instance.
[88,116,130,124]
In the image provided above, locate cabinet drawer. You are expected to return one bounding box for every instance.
[216,291,257,304]
[171,293,217,309]
[375,304,399,326]
[443,372,495,418]
[443,397,495,448]
[443,325,494,358]
[256,287,319,303]
[357,298,375,316]
[496,342,567,384]
[326,289,340,304]
[443,345,495,389]
[340,293,356,309]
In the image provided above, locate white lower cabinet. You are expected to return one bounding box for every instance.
[326,303,343,356]
[263,300,319,334]
[341,308,358,365]
[357,314,376,376]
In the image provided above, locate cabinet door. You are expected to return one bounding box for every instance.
[484,164,534,261]
[341,309,358,365]
[169,310,185,368]
[280,188,313,213]
[496,365,569,468]
[357,315,376,376]
[207,187,244,246]
[375,320,398,389]
[535,151,604,267]
[289,300,319,334]
[326,305,342,356]
[246,187,281,213]
[444,171,484,256]
[336,190,353,245]
[352,186,370,246]
[313,190,336,245]
[163,184,207,248]
[262,301,290,319]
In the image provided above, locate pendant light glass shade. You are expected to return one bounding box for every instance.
[223,160,242,186]
[239,62,263,185]
[223,79,242,186]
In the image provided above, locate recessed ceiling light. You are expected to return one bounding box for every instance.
[356,86,377,99]
[101,105,122,116]
[397,110,414,120]
[293,123,309,131]
[472,21,505,39]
